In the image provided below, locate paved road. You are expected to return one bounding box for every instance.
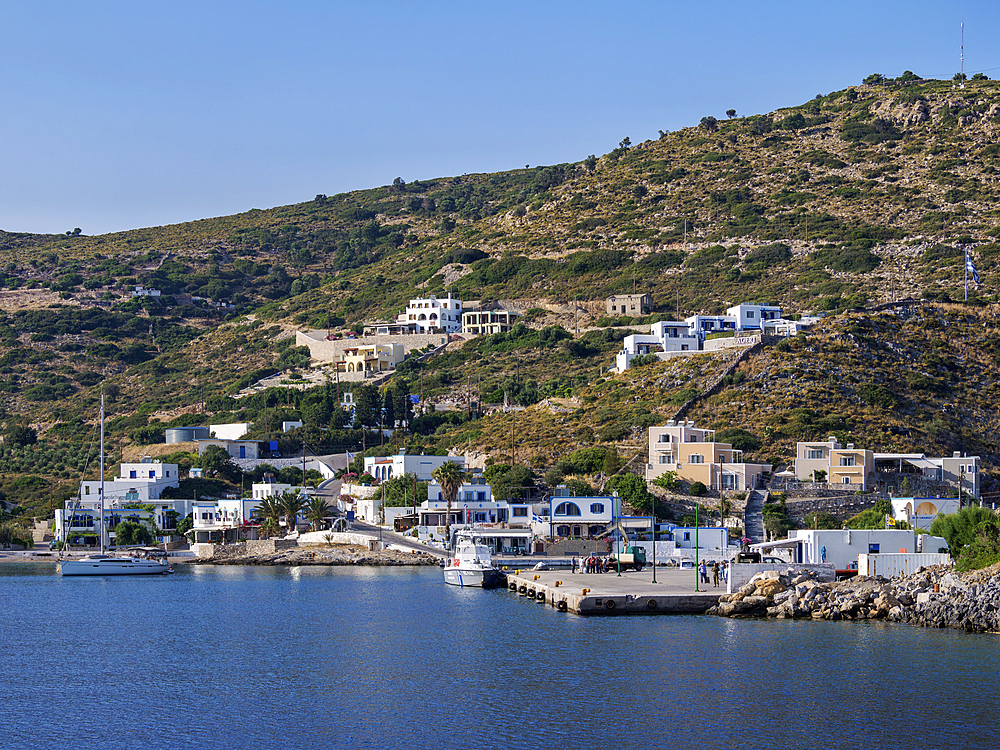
[350,520,447,558]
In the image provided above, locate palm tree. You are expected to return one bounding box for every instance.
[253,496,283,538]
[306,496,331,530]
[279,491,308,535]
[432,460,469,546]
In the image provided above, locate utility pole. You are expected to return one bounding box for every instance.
[510,408,515,466]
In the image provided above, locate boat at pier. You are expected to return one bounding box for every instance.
[443,532,506,588]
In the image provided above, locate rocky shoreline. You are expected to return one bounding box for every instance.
[191,543,440,567]
[708,562,1000,633]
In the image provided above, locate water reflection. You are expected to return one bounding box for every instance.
[1,564,998,750]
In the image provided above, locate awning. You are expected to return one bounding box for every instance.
[750,538,805,550]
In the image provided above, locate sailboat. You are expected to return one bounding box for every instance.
[59,395,172,576]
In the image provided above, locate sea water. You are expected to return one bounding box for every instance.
[1,563,998,750]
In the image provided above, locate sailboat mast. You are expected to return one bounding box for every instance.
[100,394,105,554]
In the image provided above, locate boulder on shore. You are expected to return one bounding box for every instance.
[708,562,1000,634]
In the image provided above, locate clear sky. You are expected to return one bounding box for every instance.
[1,0,997,236]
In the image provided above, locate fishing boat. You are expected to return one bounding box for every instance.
[58,395,172,577]
[443,532,506,588]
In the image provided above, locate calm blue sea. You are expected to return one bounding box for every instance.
[1,563,997,750]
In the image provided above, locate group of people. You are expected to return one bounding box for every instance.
[574,554,612,573]
[699,560,728,588]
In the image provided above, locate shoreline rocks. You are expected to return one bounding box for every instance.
[191,543,440,567]
[706,562,1000,633]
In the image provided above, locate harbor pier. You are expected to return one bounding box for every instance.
[505,567,722,615]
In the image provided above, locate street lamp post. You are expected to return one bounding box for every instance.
[650,511,657,584]
[694,500,700,592]
[614,491,622,577]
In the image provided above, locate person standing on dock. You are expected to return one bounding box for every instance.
[712,562,720,588]
[699,560,707,584]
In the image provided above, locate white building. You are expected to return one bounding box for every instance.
[396,293,463,333]
[615,302,787,371]
[197,438,260,461]
[670,526,731,556]
[56,459,192,546]
[416,476,533,542]
[726,303,783,331]
[531,487,615,539]
[364,453,466,482]
[251,474,305,501]
[79,459,180,505]
[780,528,917,570]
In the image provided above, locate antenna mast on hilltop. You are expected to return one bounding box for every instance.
[960,22,966,88]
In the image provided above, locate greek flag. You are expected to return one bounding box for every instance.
[967,253,980,285]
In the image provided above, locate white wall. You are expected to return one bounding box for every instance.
[857,553,951,578]
[210,423,251,440]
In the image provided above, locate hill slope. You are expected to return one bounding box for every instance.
[4,74,1000,519]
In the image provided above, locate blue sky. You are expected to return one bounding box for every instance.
[1,0,996,236]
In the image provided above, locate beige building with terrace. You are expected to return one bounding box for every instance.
[795,437,875,489]
[646,420,771,491]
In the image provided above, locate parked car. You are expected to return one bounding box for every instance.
[762,556,787,564]
[679,559,695,569]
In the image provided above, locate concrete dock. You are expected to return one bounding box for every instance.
[505,567,723,615]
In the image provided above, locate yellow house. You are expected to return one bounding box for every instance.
[338,343,404,373]
[646,420,771,491]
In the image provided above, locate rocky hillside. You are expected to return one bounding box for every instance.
[4,73,1000,518]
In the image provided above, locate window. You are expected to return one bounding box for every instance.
[554,502,581,516]
[658,455,672,464]
[477,492,486,502]
[557,525,571,537]
[590,503,604,514]
[807,449,823,460]
[689,454,704,464]
[129,470,137,479]
[149,470,156,478]
[842,477,851,484]
[840,456,855,466]
[658,434,671,443]
[513,507,528,517]
[747,310,755,318]
[684,532,691,541]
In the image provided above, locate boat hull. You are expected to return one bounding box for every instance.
[443,566,505,589]
[59,558,171,576]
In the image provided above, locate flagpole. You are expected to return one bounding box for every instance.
[965,252,968,301]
